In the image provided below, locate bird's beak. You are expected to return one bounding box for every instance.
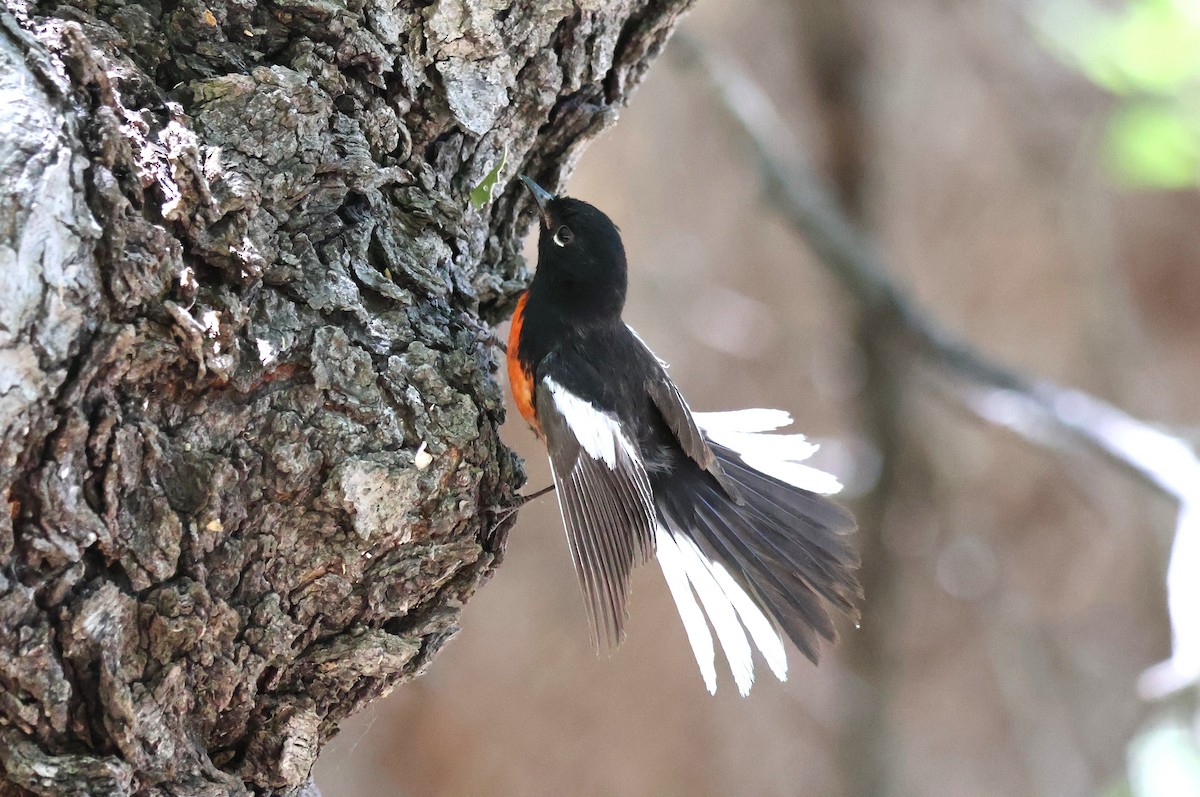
[519,175,555,228]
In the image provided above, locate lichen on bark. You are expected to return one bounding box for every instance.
[0,1,692,794]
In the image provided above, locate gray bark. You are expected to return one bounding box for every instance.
[0,1,691,794]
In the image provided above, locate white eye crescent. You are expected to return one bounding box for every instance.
[553,225,574,247]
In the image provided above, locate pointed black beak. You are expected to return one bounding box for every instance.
[519,175,555,228]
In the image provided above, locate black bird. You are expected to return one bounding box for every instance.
[507,175,861,694]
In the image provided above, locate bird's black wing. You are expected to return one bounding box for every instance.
[534,364,657,651]
[627,326,745,501]
[646,377,713,469]
[623,325,713,469]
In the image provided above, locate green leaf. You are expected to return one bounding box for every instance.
[469,146,508,209]
[1036,0,1200,95]
[1035,0,1200,188]
[1106,102,1200,188]
[1088,1,1200,94]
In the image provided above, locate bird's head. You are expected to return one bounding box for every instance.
[520,175,628,318]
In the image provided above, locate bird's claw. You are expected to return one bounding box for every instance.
[482,483,556,552]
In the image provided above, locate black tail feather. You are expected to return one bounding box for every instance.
[668,491,830,663]
[653,443,861,665]
[715,453,860,568]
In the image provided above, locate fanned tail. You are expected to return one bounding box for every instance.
[652,410,861,695]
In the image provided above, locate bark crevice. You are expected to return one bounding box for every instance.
[0,1,693,794]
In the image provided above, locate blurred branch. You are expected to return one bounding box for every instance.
[672,35,1200,698]
[781,8,901,795]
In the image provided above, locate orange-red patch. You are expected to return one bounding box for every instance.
[507,292,540,433]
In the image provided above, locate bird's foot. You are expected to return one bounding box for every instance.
[482,483,556,551]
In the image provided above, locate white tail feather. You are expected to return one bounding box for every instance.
[655,407,848,693]
[706,558,789,682]
[745,460,843,495]
[674,533,755,696]
[695,409,844,495]
[656,525,791,694]
[655,526,717,694]
[708,431,818,462]
[693,409,792,433]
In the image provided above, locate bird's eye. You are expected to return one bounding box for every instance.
[553,225,574,247]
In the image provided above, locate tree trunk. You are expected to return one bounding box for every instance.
[0,1,690,794]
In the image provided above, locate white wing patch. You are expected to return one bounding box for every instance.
[546,378,639,469]
[545,376,656,518]
[695,409,844,495]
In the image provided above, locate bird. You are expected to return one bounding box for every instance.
[506,175,861,695]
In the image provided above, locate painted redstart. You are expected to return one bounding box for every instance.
[508,175,861,695]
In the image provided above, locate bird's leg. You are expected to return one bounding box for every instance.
[478,328,507,353]
[482,483,556,551]
[517,482,556,504]
[493,483,556,523]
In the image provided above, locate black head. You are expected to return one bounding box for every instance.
[521,176,628,320]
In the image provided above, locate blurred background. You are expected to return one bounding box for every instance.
[315,1,1200,795]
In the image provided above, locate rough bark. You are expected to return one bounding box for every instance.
[0,1,691,794]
